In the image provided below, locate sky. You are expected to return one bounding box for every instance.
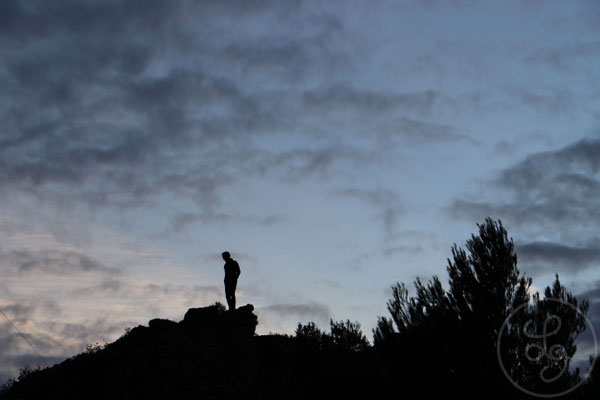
[1,0,600,383]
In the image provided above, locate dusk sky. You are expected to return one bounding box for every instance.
[1,0,600,383]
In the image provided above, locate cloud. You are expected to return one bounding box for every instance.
[335,187,399,207]
[573,284,600,362]
[261,302,331,323]
[170,211,284,232]
[516,241,600,274]
[70,280,123,297]
[252,146,377,182]
[0,0,354,215]
[1,249,120,276]
[0,303,36,324]
[375,117,476,146]
[505,87,575,116]
[335,187,403,239]
[144,283,223,305]
[303,83,441,116]
[449,136,600,278]
[299,82,478,149]
[382,244,424,257]
[0,0,486,229]
[524,41,600,73]
[449,137,600,228]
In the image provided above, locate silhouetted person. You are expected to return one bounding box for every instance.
[222,251,241,310]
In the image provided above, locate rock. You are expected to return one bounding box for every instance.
[148,318,177,331]
[180,304,258,338]
[183,304,223,324]
[223,304,258,337]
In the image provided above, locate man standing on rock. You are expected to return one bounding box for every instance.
[222,251,241,310]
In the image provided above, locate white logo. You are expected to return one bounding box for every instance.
[497,298,597,398]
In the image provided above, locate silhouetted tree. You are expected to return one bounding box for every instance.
[329,319,370,352]
[295,320,369,353]
[502,275,590,396]
[295,321,326,350]
[374,217,590,397]
[581,353,600,397]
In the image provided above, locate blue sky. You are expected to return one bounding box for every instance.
[1,0,599,383]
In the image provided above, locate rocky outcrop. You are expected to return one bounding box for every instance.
[0,304,372,400]
[181,304,258,338]
[0,304,262,400]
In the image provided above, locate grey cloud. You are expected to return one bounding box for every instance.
[0,0,353,215]
[254,146,377,182]
[1,249,120,276]
[0,300,61,326]
[335,187,399,207]
[375,117,476,146]
[578,284,600,304]
[0,326,20,358]
[301,83,477,146]
[261,302,331,323]
[0,323,59,364]
[517,241,600,274]
[303,83,440,116]
[0,303,36,322]
[335,187,402,239]
[493,132,548,155]
[449,199,535,225]
[449,137,600,227]
[382,245,424,257]
[313,279,344,290]
[572,284,600,361]
[71,279,123,297]
[144,283,222,305]
[171,211,283,232]
[171,213,231,232]
[0,0,176,39]
[221,13,349,82]
[383,207,400,241]
[505,87,575,116]
[524,41,600,72]
[409,53,445,76]
[449,137,600,279]
[0,0,478,224]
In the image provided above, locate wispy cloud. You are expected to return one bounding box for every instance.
[449,137,600,227]
[261,302,331,323]
[517,241,600,275]
[2,249,121,276]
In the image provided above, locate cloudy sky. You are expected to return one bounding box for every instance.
[1,0,599,383]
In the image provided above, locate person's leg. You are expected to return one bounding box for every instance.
[231,281,236,310]
[225,281,236,310]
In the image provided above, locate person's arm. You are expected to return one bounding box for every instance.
[235,261,241,278]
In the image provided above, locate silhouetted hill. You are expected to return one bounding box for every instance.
[0,304,375,400]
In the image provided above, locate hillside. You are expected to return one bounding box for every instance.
[0,304,374,400]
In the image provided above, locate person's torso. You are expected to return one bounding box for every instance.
[224,259,239,280]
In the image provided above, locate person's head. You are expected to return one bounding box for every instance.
[222,251,231,261]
